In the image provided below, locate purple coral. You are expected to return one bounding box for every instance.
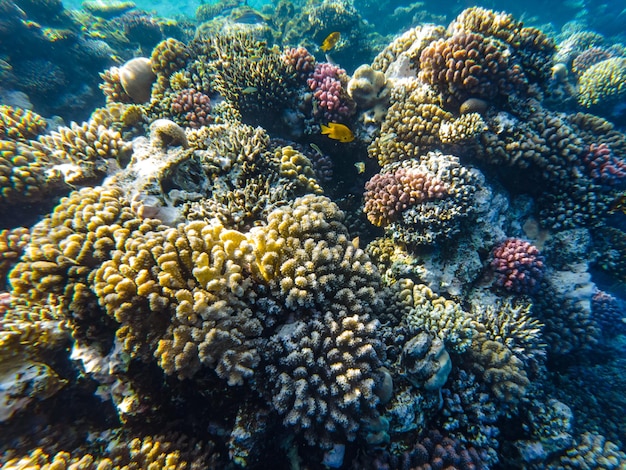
[307,62,355,121]
[170,88,212,128]
[581,143,626,186]
[491,238,544,294]
[591,290,626,335]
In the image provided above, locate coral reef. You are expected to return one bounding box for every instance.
[2,4,626,469]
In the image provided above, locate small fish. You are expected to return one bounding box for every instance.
[231,7,267,24]
[242,86,258,94]
[310,143,323,155]
[320,32,341,52]
[354,162,365,174]
[321,122,354,143]
[249,55,262,62]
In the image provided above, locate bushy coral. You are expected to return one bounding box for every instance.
[0,227,29,287]
[282,46,316,83]
[371,152,480,246]
[0,106,48,142]
[578,57,626,117]
[169,88,212,129]
[263,313,382,446]
[419,31,527,109]
[490,238,545,294]
[364,164,447,227]
[591,290,626,336]
[307,62,355,122]
[581,142,626,185]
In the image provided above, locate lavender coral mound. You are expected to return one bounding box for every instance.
[491,238,545,294]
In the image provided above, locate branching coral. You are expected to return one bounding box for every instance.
[490,238,545,294]
[263,312,382,446]
[368,152,480,246]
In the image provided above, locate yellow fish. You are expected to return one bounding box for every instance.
[242,86,258,94]
[321,122,354,143]
[354,162,365,174]
[320,32,341,52]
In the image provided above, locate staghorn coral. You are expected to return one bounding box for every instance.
[202,34,299,128]
[490,238,545,294]
[100,66,133,104]
[0,105,48,142]
[471,301,545,368]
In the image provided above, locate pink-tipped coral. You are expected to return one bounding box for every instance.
[364,167,447,227]
[283,46,316,83]
[307,62,355,122]
[170,88,212,129]
[581,143,626,186]
[491,238,544,294]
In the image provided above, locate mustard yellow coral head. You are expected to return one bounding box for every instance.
[119,57,156,104]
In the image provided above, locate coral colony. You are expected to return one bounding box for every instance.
[0,2,626,469]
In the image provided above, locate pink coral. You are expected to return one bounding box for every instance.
[283,46,316,82]
[491,238,544,294]
[307,62,355,122]
[581,143,626,186]
[364,167,447,227]
[170,88,212,129]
